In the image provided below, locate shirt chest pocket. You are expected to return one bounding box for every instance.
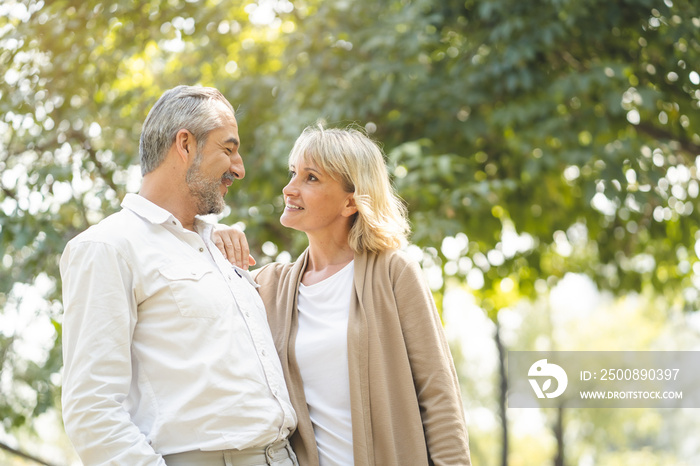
[159,262,231,318]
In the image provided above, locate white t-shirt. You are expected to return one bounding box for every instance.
[295,261,355,466]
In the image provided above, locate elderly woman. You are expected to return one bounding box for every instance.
[217,125,470,466]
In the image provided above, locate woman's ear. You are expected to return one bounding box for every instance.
[343,194,359,217]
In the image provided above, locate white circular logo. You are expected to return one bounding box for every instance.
[528,359,568,399]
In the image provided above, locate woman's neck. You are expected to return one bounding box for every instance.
[302,235,355,286]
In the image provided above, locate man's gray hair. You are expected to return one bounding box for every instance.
[139,85,235,175]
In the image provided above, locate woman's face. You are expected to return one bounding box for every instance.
[281,158,356,235]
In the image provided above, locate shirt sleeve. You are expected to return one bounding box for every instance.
[393,258,472,466]
[60,240,166,465]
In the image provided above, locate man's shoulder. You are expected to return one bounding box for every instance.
[67,208,144,248]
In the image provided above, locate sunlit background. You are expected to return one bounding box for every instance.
[2,0,700,464]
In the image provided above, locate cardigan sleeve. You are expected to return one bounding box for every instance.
[392,257,472,466]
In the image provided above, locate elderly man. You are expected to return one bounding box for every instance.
[60,85,297,465]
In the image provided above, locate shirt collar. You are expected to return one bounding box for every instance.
[120,193,213,231]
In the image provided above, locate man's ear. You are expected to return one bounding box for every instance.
[174,129,195,163]
[343,194,359,217]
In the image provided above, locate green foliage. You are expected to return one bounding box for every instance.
[1,0,699,451]
[265,0,700,309]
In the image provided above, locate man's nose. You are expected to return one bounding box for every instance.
[230,153,245,179]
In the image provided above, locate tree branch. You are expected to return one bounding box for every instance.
[635,123,700,159]
[0,441,59,466]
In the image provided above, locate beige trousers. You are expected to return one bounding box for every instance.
[162,439,298,466]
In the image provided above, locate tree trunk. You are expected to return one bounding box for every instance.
[494,320,509,466]
[554,406,565,466]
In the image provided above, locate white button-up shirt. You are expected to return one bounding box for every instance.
[60,193,296,465]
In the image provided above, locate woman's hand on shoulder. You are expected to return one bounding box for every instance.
[212,227,256,270]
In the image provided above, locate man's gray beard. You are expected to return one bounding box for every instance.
[186,159,225,215]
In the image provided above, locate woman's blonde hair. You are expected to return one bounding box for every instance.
[288,124,410,253]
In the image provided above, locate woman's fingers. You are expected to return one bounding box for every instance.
[212,228,252,269]
[213,234,227,258]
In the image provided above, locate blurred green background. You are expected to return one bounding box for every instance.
[1,0,700,464]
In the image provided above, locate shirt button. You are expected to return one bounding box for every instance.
[172,221,176,225]
[261,350,267,356]
[245,311,250,317]
[199,247,204,252]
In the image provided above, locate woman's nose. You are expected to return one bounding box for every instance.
[282,178,297,196]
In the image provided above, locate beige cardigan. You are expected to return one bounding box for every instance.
[254,248,471,466]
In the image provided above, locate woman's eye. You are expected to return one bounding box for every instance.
[288,170,296,178]
[308,174,318,181]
